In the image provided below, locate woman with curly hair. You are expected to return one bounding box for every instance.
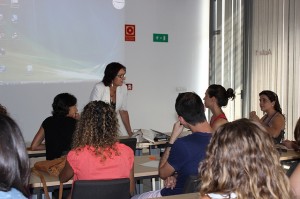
[203,84,235,131]
[199,118,294,199]
[30,93,79,160]
[59,101,134,199]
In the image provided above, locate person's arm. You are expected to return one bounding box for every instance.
[290,164,300,197]
[119,110,133,137]
[59,160,74,183]
[129,165,135,196]
[159,121,183,180]
[282,140,298,150]
[30,126,46,150]
[264,115,285,138]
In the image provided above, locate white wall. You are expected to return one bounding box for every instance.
[0,0,210,142]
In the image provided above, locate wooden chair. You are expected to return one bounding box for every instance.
[71,178,130,199]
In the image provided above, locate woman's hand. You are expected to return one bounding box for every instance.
[249,111,260,122]
[164,176,177,189]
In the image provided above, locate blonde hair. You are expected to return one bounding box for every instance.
[199,118,294,199]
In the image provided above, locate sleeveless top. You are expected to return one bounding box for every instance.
[210,113,227,126]
[262,112,285,144]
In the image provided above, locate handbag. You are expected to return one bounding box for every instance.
[31,156,66,199]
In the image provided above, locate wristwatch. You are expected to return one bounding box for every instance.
[165,142,173,148]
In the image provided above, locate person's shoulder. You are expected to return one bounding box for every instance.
[93,81,105,88]
[117,143,134,156]
[0,188,27,199]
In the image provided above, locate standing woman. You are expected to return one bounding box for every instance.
[203,84,235,131]
[250,90,285,144]
[90,62,133,136]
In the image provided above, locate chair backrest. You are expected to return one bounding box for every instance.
[119,137,137,152]
[72,178,130,199]
[183,175,201,193]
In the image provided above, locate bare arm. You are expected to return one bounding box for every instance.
[290,164,300,197]
[30,126,46,150]
[129,166,135,196]
[119,110,133,136]
[159,121,183,180]
[250,112,285,138]
[59,160,74,183]
[262,114,285,138]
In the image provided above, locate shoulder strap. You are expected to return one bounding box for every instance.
[210,114,227,126]
[31,168,64,199]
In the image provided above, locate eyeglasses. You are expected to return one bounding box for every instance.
[117,74,126,78]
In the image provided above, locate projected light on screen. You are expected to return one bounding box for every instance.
[0,0,125,83]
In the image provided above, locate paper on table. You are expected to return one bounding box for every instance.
[140,160,159,168]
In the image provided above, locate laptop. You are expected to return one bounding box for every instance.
[118,137,137,152]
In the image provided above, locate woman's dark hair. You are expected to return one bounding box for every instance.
[259,90,282,114]
[0,104,7,115]
[175,92,207,125]
[52,93,77,117]
[102,62,126,86]
[294,118,300,146]
[0,114,30,197]
[207,84,235,107]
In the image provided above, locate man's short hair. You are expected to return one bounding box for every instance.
[175,92,207,125]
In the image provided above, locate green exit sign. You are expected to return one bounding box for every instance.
[153,33,168,42]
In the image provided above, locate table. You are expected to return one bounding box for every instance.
[27,138,167,158]
[30,155,160,199]
[279,150,300,162]
[153,193,200,199]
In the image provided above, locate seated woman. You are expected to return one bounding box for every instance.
[59,101,134,199]
[203,84,235,131]
[0,114,30,199]
[199,118,294,199]
[30,93,79,160]
[250,90,285,144]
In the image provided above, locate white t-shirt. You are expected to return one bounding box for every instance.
[90,82,128,136]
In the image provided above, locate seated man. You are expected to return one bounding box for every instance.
[132,92,212,198]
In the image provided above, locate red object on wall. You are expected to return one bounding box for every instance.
[126,83,133,90]
[125,24,135,41]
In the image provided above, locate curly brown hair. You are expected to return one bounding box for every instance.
[71,101,120,161]
[199,118,294,199]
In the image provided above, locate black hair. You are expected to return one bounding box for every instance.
[207,84,235,107]
[102,62,126,86]
[52,93,77,117]
[175,92,207,125]
[259,90,282,114]
[0,114,30,197]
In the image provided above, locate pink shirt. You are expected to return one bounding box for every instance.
[67,143,134,181]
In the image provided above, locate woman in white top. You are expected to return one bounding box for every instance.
[90,62,133,136]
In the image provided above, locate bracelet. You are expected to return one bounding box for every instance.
[165,142,173,148]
